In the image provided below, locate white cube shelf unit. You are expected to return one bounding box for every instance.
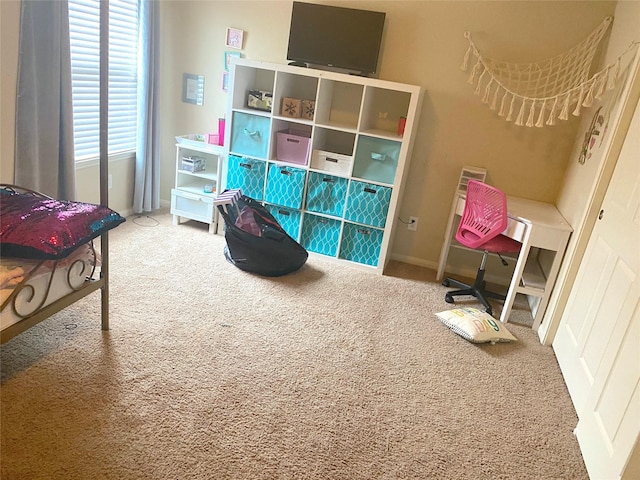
[222,58,422,273]
[171,137,224,234]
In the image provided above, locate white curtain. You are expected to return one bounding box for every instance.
[133,0,161,213]
[15,0,76,200]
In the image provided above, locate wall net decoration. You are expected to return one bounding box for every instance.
[460,16,632,127]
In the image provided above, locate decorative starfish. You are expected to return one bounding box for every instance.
[304,103,314,117]
[284,101,297,116]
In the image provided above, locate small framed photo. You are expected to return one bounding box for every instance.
[225,27,244,49]
[224,51,242,71]
[222,71,230,92]
[182,73,204,106]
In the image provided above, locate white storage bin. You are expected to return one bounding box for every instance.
[171,189,215,224]
[275,129,311,165]
[310,149,352,176]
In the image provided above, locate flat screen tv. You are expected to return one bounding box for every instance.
[286,2,386,77]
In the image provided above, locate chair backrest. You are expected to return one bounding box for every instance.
[455,180,509,249]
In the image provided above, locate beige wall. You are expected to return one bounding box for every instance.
[159,0,616,270]
[541,0,640,343]
[0,0,20,183]
[158,1,294,209]
[556,0,640,228]
[1,0,620,270]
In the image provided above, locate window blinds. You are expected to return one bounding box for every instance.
[69,0,138,160]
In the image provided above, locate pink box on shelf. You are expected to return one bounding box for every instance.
[218,118,225,146]
[206,133,220,145]
[275,129,311,165]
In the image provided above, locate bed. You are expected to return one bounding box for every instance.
[2,0,118,343]
[0,184,125,343]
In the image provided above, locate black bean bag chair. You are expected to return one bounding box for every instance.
[216,194,308,277]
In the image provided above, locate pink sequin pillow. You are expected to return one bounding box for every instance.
[1,188,125,259]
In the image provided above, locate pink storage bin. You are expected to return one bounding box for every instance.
[275,129,311,165]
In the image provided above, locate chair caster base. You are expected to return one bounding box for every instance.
[445,294,454,304]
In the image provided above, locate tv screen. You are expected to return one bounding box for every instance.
[286,2,386,77]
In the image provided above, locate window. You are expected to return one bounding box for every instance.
[68,0,139,161]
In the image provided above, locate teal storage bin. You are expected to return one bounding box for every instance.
[264,164,306,209]
[265,204,302,241]
[344,181,392,228]
[300,214,341,257]
[305,172,348,217]
[352,136,401,185]
[339,222,383,266]
[226,155,266,201]
[230,112,271,159]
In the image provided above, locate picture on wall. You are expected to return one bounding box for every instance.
[225,27,244,49]
[574,47,638,167]
[182,73,204,106]
[224,51,242,71]
[222,71,230,92]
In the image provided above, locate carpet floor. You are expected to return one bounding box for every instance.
[0,211,588,479]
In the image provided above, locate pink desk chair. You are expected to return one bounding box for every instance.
[442,180,522,316]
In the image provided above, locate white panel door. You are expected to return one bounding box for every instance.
[553,97,640,480]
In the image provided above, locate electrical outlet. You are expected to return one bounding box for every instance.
[408,216,418,231]
[108,174,113,189]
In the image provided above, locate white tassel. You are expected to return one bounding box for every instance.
[506,95,516,121]
[607,59,620,90]
[498,91,509,117]
[573,85,585,116]
[515,100,526,126]
[474,70,487,95]
[468,60,482,84]
[535,99,547,127]
[546,97,558,126]
[559,94,570,121]
[595,72,607,100]
[525,100,536,127]
[461,45,472,71]
[582,80,596,107]
[482,78,493,103]
[490,86,500,110]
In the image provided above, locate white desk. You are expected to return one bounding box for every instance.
[436,193,573,331]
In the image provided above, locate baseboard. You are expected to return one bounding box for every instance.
[389,253,510,287]
[119,207,135,218]
[121,199,172,219]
